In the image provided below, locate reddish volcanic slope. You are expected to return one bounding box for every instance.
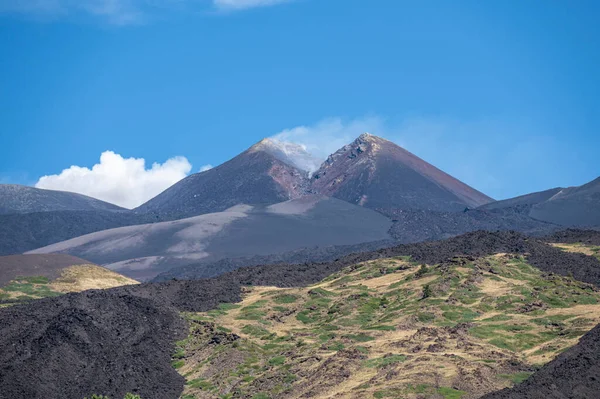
[311,133,493,211]
[135,140,310,220]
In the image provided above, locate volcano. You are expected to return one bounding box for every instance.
[310,133,493,211]
[135,139,312,220]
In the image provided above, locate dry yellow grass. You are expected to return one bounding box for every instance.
[550,243,598,257]
[49,264,139,293]
[176,255,600,399]
[0,264,138,300]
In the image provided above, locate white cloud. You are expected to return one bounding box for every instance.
[0,0,294,23]
[199,164,213,172]
[213,0,293,11]
[35,151,192,209]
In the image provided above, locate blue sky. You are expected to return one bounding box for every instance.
[0,0,599,207]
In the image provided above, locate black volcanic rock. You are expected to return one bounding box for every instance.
[543,228,600,246]
[481,322,600,399]
[382,207,558,243]
[311,133,493,212]
[0,184,124,214]
[481,176,600,227]
[134,139,311,220]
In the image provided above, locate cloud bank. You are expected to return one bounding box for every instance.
[0,0,294,24]
[35,151,192,208]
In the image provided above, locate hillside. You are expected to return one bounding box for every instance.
[544,228,600,246]
[0,210,153,255]
[2,231,600,398]
[0,184,124,214]
[481,322,600,399]
[0,254,138,305]
[29,196,392,281]
[311,134,493,212]
[174,253,600,399]
[135,140,310,220]
[479,188,563,211]
[382,208,557,243]
[529,177,600,227]
[480,177,600,227]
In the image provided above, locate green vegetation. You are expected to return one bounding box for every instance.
[15,275,50,284]
[273,294,298,304]
[499,372,533,384]
[174,254,600,399]
[0,276,62,301]
[236,301,268,321]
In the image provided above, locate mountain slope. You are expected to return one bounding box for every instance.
[0,254,138,304]
[135,139,310,220]
[382,207,557,243]
[0,184,124,214]
[176,253,600,399]
[311,133,493,211]
[30,196,392,281]
[481,177,600,227]
[2,231,600,398]
[482,322,600,399]
[0,210,152,256]
[479,187,563,211]
[529,177,600,227]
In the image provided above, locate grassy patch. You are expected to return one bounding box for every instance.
[242,325,271,337]
[296,311,318,324]
[499,372,533,384]
[16,276,50,284]
[268,356,286,366]
[218,303,241,311]
[438,386,467,399]
[187,377,216,390]
[273,294,298,304]
[171,360,185,369]
[236,301,268,321]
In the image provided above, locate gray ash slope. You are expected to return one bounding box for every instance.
[154,206,559,282]
[311,133,493,212]
[134,139,311,221]
[0,210,157,256]
[0,185,152,256]
[0,184,124,214]
[2,231,600,399]
[152,238,394,282]
[29,196,393,281]
[480,176,600,227]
